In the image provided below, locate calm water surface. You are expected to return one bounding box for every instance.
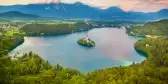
[10,28,145,73]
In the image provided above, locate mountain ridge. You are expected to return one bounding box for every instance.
[0,11,39,18]
[0,2,167,20]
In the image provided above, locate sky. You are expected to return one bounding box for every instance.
[1,0,168,12]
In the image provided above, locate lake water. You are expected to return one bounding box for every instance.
[10,28,146,73]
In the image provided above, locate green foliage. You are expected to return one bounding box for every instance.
[135,37,168,67]
[21,22,92,36]
[0,52,84,84]
[0,35,24,56]
[77,38,95,47]
[63,75,87,84]
[127,19,168,36]
[86,37,168,84]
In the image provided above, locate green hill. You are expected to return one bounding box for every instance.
[127,19,168,36]
[21,22,92,36]
[0,11,39,18]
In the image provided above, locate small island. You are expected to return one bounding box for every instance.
[77,36,96,47]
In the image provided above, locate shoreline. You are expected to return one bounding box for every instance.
[8,27,149,74]
[8,28,93,53]
[125,29,148,58]
[11,27,149,57]
[9,38,25,52]
[10,27,149,58]
[25,28,93,37]
[134,48,148,57]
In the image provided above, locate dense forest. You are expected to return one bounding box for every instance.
[0,28,24,56]
[127,19,168,36]
[1,20,168,84]
[21,22,92,36]
[0,52,86,84]
[21,21,134,36]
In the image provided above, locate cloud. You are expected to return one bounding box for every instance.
[116,0,168,12]
[0,0,168,12]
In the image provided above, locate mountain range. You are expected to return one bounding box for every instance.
[0,2,168,20]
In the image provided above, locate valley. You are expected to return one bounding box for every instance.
[1,19,168,83]
[0,1,168,83]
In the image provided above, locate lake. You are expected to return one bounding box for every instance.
[10,28,146,73]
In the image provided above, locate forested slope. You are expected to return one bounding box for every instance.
[21,22,92,36]
[127,19,168,36]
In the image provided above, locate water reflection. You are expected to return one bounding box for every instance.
[10,28,145,73]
